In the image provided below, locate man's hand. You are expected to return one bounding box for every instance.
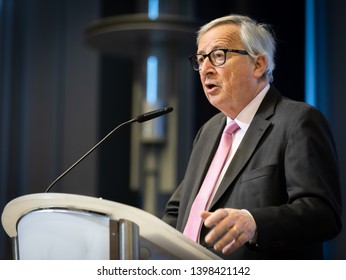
[201,208,257,255]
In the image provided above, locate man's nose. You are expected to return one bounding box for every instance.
[199,57,215,76]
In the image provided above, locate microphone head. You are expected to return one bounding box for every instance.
[136,107,173,123]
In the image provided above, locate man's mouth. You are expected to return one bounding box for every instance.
[205,82,218,91]
[206,84,215,90]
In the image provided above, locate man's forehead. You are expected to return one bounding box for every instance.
[198,25,241,52]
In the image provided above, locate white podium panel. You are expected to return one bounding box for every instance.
[17,209,110,260]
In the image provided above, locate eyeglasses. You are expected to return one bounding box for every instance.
[189,48,249,71]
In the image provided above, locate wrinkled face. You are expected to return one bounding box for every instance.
[197,24,264,118]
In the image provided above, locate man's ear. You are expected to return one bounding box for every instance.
[253,55,268,79]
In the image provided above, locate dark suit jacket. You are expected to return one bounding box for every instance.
[163,86,342,259]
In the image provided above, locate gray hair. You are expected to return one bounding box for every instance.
[197,14,276,83]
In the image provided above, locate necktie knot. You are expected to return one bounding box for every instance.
[224,121,240,136]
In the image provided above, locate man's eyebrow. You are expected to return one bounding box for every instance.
[197,45,225,54]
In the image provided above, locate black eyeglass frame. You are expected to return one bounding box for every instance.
[189,48,249,71]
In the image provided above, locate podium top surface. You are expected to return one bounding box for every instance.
[1,193,221,260]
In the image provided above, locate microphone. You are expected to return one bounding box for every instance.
[136,106,173,123]
[45,106,173,193]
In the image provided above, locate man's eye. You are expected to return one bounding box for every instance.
[214,52,224,59]
[197,57,204,64]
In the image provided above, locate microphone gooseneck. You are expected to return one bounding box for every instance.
[45,106,173,193]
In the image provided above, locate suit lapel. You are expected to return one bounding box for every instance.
[209,87,280,208]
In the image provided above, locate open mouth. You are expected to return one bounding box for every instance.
[205,83,217,91]
[206,84,215,90]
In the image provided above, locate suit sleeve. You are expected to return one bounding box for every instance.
[162,184,182,228]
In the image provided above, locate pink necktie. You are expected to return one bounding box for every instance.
[183,121,240,242]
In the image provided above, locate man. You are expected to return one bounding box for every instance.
[163,14,342,259]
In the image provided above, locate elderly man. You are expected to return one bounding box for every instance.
[163,14,342,260]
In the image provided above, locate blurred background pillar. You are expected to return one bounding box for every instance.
[86,0,197,215]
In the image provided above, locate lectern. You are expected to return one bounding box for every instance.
[1,193,220,260]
